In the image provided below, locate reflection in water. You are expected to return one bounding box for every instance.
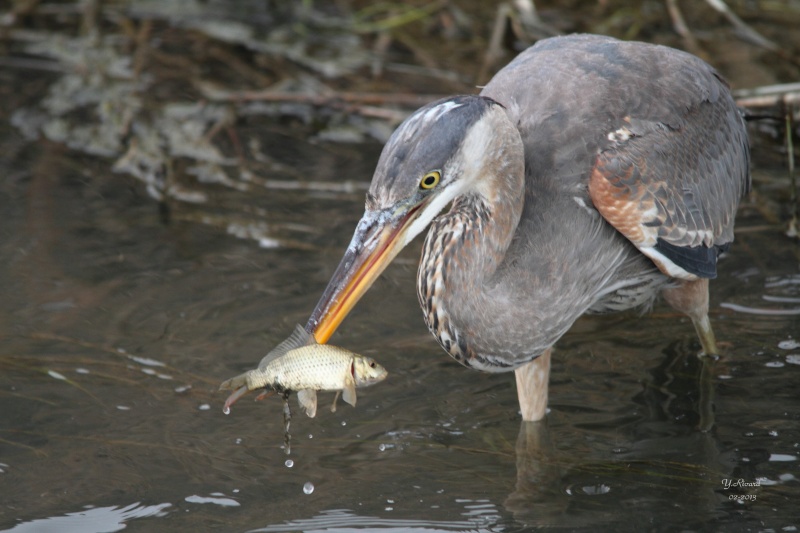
[184,493,241,507]
[504,421,572,525]
[2,502,172,533]
[502,341,748,529]
[250,507,499,532]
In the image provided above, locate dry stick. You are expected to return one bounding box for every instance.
[734,83,800,109]
[704,0,778,52]
[787,104,798,238]
[665,0,701,56]
[480,3,515,85]
[207,88,444,108]
[200,87,445,123]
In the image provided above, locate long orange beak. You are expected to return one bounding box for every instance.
[222,200,428,414]
[305,201,428,343]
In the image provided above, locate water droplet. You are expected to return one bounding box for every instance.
[308,434,313,439]
[199,404,211,411]
[341,421,347,426]
[285,459,294,468]
[303,482,314,495]
[235,438,242,445]
[769,430,779,437]
[385,507,393,511]
[378,443,386,452]
[223,406,231,415]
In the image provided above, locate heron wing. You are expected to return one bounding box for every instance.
[588,98,749,280]
[481,35,750,282]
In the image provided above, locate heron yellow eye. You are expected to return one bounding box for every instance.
[420,171,441,190]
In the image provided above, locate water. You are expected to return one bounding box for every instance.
[2,123,798,532]
[1,47,799,533]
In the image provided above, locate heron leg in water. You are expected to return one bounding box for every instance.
[514,348,551,422]
[662,278,718,355]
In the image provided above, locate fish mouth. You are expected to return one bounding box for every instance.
[305,199,429,344]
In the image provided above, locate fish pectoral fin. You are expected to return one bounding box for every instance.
[297,389,318,418]
[331,391,340,413]
[342,377,357,407]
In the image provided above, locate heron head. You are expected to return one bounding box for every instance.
[306,95,519,342]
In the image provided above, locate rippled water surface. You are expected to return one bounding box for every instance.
[2,95,800,533]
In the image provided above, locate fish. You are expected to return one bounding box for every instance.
[219,324,388,418]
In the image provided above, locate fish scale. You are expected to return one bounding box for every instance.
[247,345,357,391]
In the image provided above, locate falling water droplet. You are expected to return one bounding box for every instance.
[303,482,314,495]
[223,406,231,415]
[378,443,386,452]
[285,459,294,468]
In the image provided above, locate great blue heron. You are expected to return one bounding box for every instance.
[304,34,750,421]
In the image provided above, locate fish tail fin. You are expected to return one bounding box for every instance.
[219,373,248,391]
[222,385,249,414]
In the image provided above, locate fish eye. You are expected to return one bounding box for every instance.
[369,360,376,368]
[419,170,441,190]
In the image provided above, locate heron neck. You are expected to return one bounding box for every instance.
[417,160,526,368]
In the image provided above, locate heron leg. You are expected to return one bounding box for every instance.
[514,348,551,421]
[662,278,718,355]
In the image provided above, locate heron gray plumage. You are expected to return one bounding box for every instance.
[304,34,750,421]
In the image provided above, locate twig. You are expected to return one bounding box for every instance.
[704,0,778,52]
[665,0,701,56]
[201,86,444,108]
[352,0,447,33]
[786,104,798,239]
[198,85,447,123]
[734,82,800,108]
[480,3,515,84]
